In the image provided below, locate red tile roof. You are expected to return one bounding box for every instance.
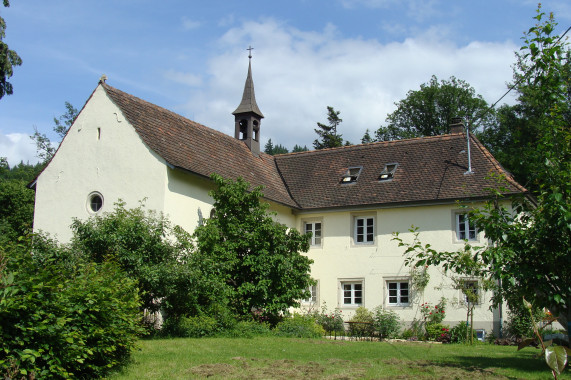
[102,83,525,210]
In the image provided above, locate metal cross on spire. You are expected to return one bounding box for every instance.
[247,45,254,59]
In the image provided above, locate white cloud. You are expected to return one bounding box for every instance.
[181,17,201,30]
[0,132,41,167]
[163,70,203,87]
[184,19,518,150]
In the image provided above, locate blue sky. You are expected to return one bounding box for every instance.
[1,0,570,166]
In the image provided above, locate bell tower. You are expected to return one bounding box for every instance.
[232,46,264,156]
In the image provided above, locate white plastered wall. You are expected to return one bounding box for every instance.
[33,85,168,242]
[296,202,500,334]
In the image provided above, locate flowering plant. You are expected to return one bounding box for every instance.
[420,298,446,325]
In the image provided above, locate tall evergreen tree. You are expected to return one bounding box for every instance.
[313,106,344,149]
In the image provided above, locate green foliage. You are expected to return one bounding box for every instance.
[313,303,344,334]
[449,322,476,343]
[420,299,447,325]
[0,179,35,245]
[193,174,313,321]
[313,106,345,149]
[274,313,324,338]
[0,0,22,100]
[0,160,44,181]
[164,315,219,338]
[372,306,401,339]
[505,303,544,339]
[53,101,78,140]
[361,129,373,144]
[223,321,272,338]
[348,306,375,337]
[31,101,79,163]
[292,144,309,153]
[374,75,493,141]
[70,201,225,325]
[0,237,144,378]
[425,323,450,341]
[263,139,289,155]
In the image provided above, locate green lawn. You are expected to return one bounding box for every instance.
[111,337,570,379]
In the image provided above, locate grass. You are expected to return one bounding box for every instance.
[111,337,570,379]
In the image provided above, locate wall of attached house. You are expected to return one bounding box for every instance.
[33,85,168,242]
[295,202,500,336]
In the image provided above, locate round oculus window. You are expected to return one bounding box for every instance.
[88,192,104,213]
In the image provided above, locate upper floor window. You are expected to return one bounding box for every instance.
[379,163,398,181]
[387,281,410,306]
[304,221,322,246]
[459,280,480,305]
[456,213,477,241]
[355,216,374,244]
[341,167,362,184]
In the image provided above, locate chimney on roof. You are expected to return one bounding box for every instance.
[449,117,464,134]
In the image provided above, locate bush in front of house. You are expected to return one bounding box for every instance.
[373,306,402,339]
[0,237,144,379]
[274,313,324,338]
[348,306,375,337]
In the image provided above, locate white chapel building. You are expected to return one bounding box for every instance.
[32,59,526,335]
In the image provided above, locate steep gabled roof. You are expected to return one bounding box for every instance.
[102,83,296,208]
[274,134,526,210]
[101,83,525,211]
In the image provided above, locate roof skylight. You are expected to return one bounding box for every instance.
[341,167,362,184]
[379,163,398,181]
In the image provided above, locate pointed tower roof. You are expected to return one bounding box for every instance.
[232,59,264,118]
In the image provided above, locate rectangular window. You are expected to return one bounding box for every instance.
[460,280,480,305]
[341,281,363,306]
[355,216,374,244]
[387,281,410,306]
[379,163,398,181]
[302,284,318,305]
[456,213,477,241]
[304,222,322,246]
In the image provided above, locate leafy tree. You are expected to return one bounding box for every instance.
[0,0,22,100]
[374,76,494,141]
[399,6,571,346]
[69,201,223,323]
[31,101,79,163]
[193,174,313,322]
[313,106,345,149]
[0,179,35,245]
[53,101,79,140]
[1,237,144,378]
[264,138,274,155]
[292,144,309,153]
[272,144,289,155]
[361,129,373,144]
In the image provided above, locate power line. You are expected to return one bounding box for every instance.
[471,24,571,128]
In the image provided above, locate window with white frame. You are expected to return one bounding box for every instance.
[459,280,480,305]
[354,216,374,244]
[341,281,363,306]
[387,281,410,306]
[304,221,322,246]
[456,213,477,241]
[302,283,318,305]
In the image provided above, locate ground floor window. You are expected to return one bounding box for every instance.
[387,281,409,306]
[341,281,363,306]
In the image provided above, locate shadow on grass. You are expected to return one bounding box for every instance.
[383,343,563,378]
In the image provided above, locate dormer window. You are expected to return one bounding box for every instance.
[379,163,398,181]
[341,167,362,184]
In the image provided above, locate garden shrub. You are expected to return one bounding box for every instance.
[449,321,476,343]
[425,323,450,341]
[224,321,272,338]
[373,306,401,339]
[274,313,324,338]
[0,238,144,379]
[313,303,344,335]
[348,306,375,337]
[178,315,219,338]
[505,305,544,339]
